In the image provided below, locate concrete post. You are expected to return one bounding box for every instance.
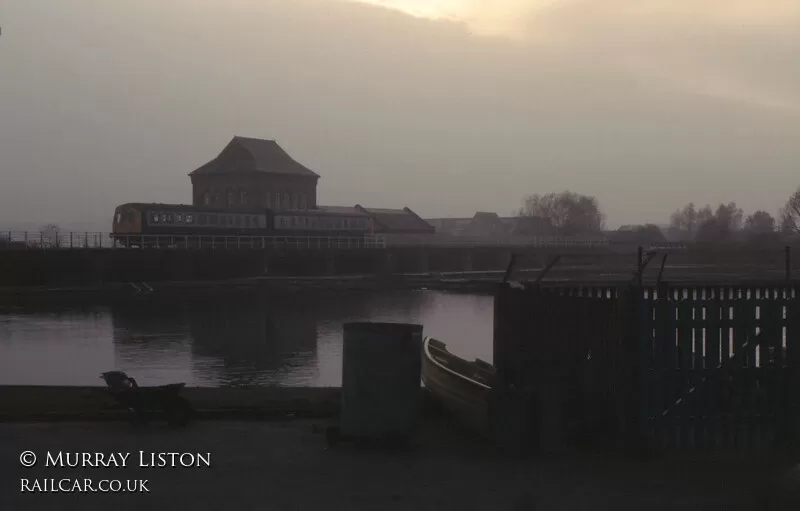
[463,251,473,272]
[325,253,336,276]
[416,250,429,273]
[383,252,397,276]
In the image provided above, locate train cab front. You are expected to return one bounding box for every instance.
[111,204,143,246]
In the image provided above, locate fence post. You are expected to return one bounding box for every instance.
[619,283,651,454]
[786,246,792,282]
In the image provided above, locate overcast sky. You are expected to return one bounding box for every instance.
[0,0,798,231]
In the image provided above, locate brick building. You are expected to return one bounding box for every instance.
[185,135,434,237]
[189,136,319,211]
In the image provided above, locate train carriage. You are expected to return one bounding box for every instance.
[111,203,374,248]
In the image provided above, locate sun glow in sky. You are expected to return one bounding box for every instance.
[352,0,545,37]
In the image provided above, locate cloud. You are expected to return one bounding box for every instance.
[0,0,798,229]
[521,0,800,112]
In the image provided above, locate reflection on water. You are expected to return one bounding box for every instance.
[0,290,493,387]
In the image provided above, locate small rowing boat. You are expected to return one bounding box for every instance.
[421,337,495,437]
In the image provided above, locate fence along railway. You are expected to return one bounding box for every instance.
[0,230,615,250]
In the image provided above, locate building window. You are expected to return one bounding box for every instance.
[210,215,218,225]
[214,194,220,205]
[227,191,234,207]
[279,216,286,227]
[244,216,250,227]
[300,194,307,210]
[291,193,299,210]
[240,191,247,205]
[203,191,210,206]
[253,216,260,227]
[265,193,271,208]
[199,214,207,225]
[160,213,167,223]
[185,214,193,223]
[275,192,281,209]
[235,216,241,226]
[176,214,183,223]
[303,217,309,227]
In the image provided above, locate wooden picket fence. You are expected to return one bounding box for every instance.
[492,281,800,453]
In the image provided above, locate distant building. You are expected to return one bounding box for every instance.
[607,224,666,245]
[189,136,320,212]
[425,212,552,237]
[354,205,434,234]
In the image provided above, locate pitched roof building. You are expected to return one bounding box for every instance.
[354,205,435,234]
[189,136,320,211]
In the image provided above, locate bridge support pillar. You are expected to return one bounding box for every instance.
[325,253,337,276]
[416,251,429,273]
[382,252,397,276]
[463,252,473,272]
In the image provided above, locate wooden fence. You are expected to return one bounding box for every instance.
[492,281,800,454]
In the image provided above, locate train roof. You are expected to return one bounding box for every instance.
[116,203,371,217]
[116,203,264,214]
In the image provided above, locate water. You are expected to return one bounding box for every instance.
[0,290,493,387]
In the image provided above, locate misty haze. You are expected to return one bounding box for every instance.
[1,0,798,232]
[3,2,800,511]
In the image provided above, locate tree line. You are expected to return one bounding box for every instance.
[518,187,800,243]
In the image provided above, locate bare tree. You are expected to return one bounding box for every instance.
[780,187,800,237]
[669,203,713,240]
[743,210,776,234]
[40,224,61,248]
[518,191,604,236]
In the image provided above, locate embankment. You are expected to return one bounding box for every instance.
[0,246,604,287]
[0,244,797,295]
[0,385,441,422]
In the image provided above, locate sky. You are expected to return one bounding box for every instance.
[0,0,798,231]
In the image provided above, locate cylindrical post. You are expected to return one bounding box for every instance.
[340,322,423,441]
[786,246,792,282]
[637,246,644,287]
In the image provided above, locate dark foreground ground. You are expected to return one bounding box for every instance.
[2,417,799,511]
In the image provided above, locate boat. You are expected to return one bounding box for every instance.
[421,337,495,437]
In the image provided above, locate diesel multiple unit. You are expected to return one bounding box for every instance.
[112,203,374,241]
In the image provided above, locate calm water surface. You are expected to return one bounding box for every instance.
[0,290,493,386]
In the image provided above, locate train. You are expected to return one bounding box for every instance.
[111,203,376,246]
